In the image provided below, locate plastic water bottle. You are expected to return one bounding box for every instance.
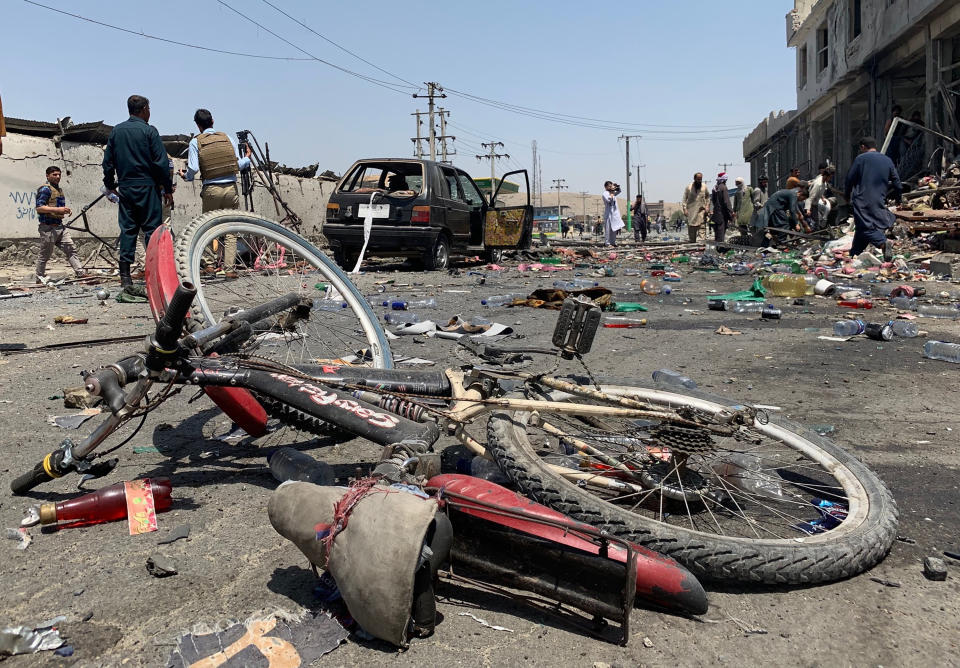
[833,320,865,336]
[729,263,750,275]
[384,312,421,324]
[313,300,348,312]
[711,454,785,501]
[923,340,960,363]
[100,185,120,204]
[917,304,959,319]
[640,279,662,295]
[268,447,334,485]
[732,301,764,314]
[388,298,437,310]
[481,293,525,307]
[651,369,697,389]
[458,456,509,484]
[623,268,641,276]
[889,320,918,338]
[553,279,598,290]
[708,300,729,311]
[890,296,917,310]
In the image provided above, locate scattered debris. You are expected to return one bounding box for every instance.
[923,556,948,581]
[48,407,101,429]
[0,616,66,656]
[168,610,348,667]
[63,385,101,409]
[458,612,515,633]
[714,325,742,335]
[869,576,902,588]
[642,636,654,648]
[146,553,179,578]
[53,315,88,325]
[157,524,191,545]
[4,527,32,550]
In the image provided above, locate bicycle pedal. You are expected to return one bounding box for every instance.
[552,296,601,358]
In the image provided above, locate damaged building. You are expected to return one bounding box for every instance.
[0,116,337,244]
[744,0,960,189]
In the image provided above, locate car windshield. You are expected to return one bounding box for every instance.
[341,163,423,196]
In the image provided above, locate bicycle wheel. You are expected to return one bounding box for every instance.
[175,210,393,368]
[487,380,898,584]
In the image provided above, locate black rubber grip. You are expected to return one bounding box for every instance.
[10,460,53,495]
[156,282,197,352]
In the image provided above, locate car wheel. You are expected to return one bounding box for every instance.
[425,234,450,271]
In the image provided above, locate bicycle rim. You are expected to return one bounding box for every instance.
[487,382,898,584]
[176,211,392,369]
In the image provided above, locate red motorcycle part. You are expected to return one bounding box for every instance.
[425,474,707,615]
[145,226,268,437]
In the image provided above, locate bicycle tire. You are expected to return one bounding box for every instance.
[486,380,898,584]
[174,210,392,369]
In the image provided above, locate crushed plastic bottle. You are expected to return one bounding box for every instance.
[888,320,918,338]
[762,274,809,297]
[708,299,729,311]
[833,320,865,336]
[917,304,959,319]
[313,300,348,312]
[761,305,782,320]
[481,293,526,307]
[864,322,893,341]
[553,279,599,290]
[732,301,764,314]
[651,368,697,389]
[268,447,334,485]
[711,453,785,501]
[639,279,662,295]
[384,312,421,324]
[923,340,960,363]
[890,296,918,310]
[837,299,873,309]
[388,298,437,310]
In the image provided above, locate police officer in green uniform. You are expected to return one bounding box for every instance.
[102,95,174,287]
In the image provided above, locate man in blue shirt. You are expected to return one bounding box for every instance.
[102,95,174,287]
[844,136,902,260]
[178,109,251,277]
[34,166,85,283]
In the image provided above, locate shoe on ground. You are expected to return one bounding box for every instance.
[224,270,239,280]
[883,240,894,262]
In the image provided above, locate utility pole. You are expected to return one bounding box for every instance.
[551,178,567,235]
[579,191,589,228]
[437,108,455,164]
[619,134,641,230]
[634,163,646,199]
[718,161,734,173]
[410,110,426,158]
[412,82,445,160]
[476,141,509,198]
[531,140,538,206]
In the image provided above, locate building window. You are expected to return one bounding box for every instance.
[817,23,829,72]
[799,44,808,88]
[849,0,862,40]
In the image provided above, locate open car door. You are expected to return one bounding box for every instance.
[484,169,533,250]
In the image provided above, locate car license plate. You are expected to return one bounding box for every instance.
[358,203,390,219]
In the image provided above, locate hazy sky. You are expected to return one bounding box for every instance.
[4,0,797,202]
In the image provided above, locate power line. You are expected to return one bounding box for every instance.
[214,0,414,94]
[257,0,419,88]
[23,0,313,61]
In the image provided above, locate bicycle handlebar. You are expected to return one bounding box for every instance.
[156,282,197,352]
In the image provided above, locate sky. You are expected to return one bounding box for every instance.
[2,0,798,203]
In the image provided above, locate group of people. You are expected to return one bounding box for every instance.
[31,94,250,285]
[750,136,901,259]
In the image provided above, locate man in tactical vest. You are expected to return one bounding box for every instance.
[34,166,85,283]
[102,95,174,287]
[179,109,252,278]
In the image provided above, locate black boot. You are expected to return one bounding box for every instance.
[119,261,133,288]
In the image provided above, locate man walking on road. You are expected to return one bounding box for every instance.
[34,166,85,283]
[632,194,648,243]
[845,136,901,260]
[681,172,710,243]
[102,95,173,287]
[179,108,251,277]
[710,173,733,242]
[602,181,624,246]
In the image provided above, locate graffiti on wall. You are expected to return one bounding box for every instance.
[8,191,36,221]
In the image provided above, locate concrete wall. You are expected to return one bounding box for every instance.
[0,132,333,243]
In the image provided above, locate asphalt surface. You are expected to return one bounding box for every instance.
[1,234,958,666]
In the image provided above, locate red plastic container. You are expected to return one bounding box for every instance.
[39,478,172,526]
[837,299,874,309]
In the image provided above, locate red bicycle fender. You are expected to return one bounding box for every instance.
[425,473,708,615]
[145,224,268,438]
